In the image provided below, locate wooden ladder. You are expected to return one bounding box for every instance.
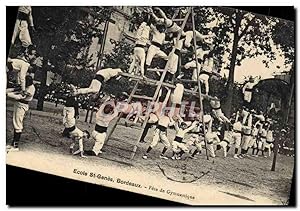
[104,7,193,159]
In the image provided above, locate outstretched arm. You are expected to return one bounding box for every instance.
[235,111,239,123]
[161,88,171,110]
[150,8,165,24]
[174,121,180,132]
[242,82,248,94]
[184,121,198,133]
[154,7,168,20]
[28,9,34,27]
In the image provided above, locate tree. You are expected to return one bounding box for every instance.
[31,6,112,110]
[271,19,294,67]
[192,7,280,116]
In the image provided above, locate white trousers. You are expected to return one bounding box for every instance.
[218,141,228,157]
[186,135,215,157]
[263,142,274,157]
[128,47,146,76]
[171,83,184,105]
[212,109,230,123]
[13,102,29,133]
[232,132,242,148]
[63,107,75,128]
[77,79,102,95]
[11,20,32,47]
[69,127,84,152]
[241,135,252,150]
[146,45,168,66]
[172,141,189,153]
[92,130,107,155]
[165,52,179,74]
[248,137,257,148]
[192,71,210,95]
[244,91,252,103]
[150,128,171,148]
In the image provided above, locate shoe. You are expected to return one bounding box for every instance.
[159,155,169,160]
[80,152,88,158]
[7,147,19,152]
[175,156,181,160]
[238,155,244,159]
[233,154,239,159]
[171,156,176,160]
[73,149,81,155]
[177,74,184,79]
[189,156,197,160]
[6,144,13,150]
[263,155,267,158]
[255,155,259,157]
[142,155,148,159]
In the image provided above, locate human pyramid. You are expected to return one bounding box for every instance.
[6,6,278,161]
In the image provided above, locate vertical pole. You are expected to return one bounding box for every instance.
[286,82,294,124]
[271,135,280,171]
[89,104,94,123]
[85,109,89,122]
[96,18,110,69]
[191,7,209,160]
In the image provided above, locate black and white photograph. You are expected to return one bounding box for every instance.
[6,6,295,205]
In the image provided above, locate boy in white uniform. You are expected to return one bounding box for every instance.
[145,24,168,70]
[6,76,35,151]
[72,68,123,96]
[7,46,37,92]
[183,48,213,95]
[217,123,233,158]
[264,127,274,157]
[185,114,216,158]
[171,120,198,159]
[12,6,34,47]
[242,77,256,106]
[150,7,184,38]
[248,124,260,157]
[62,94,79,138]
[142,111,174,160]
[85,103,119,156]
[257,124,268,157]
[138,87,171,143]
[184,30,213,48]
[164,37,185,82]
[240,113,253,158]
[62,97,90,158]
[209,97,230,124]
[128,17,151,77]
[232,114,243,159]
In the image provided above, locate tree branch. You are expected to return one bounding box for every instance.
[238,17,256,40]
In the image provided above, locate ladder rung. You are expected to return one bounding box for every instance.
[176,79,198,83]
[172,18,185,22]
[147,68,165,72]
[132,94,153,100]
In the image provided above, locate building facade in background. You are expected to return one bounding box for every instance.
[88,6,136,66]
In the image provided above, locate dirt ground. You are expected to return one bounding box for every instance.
[6,99,294,205]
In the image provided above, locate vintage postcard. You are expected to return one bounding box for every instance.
[6,6,295,205]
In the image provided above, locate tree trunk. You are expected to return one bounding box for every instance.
[223,12,243,117]
[36,66,48,111]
